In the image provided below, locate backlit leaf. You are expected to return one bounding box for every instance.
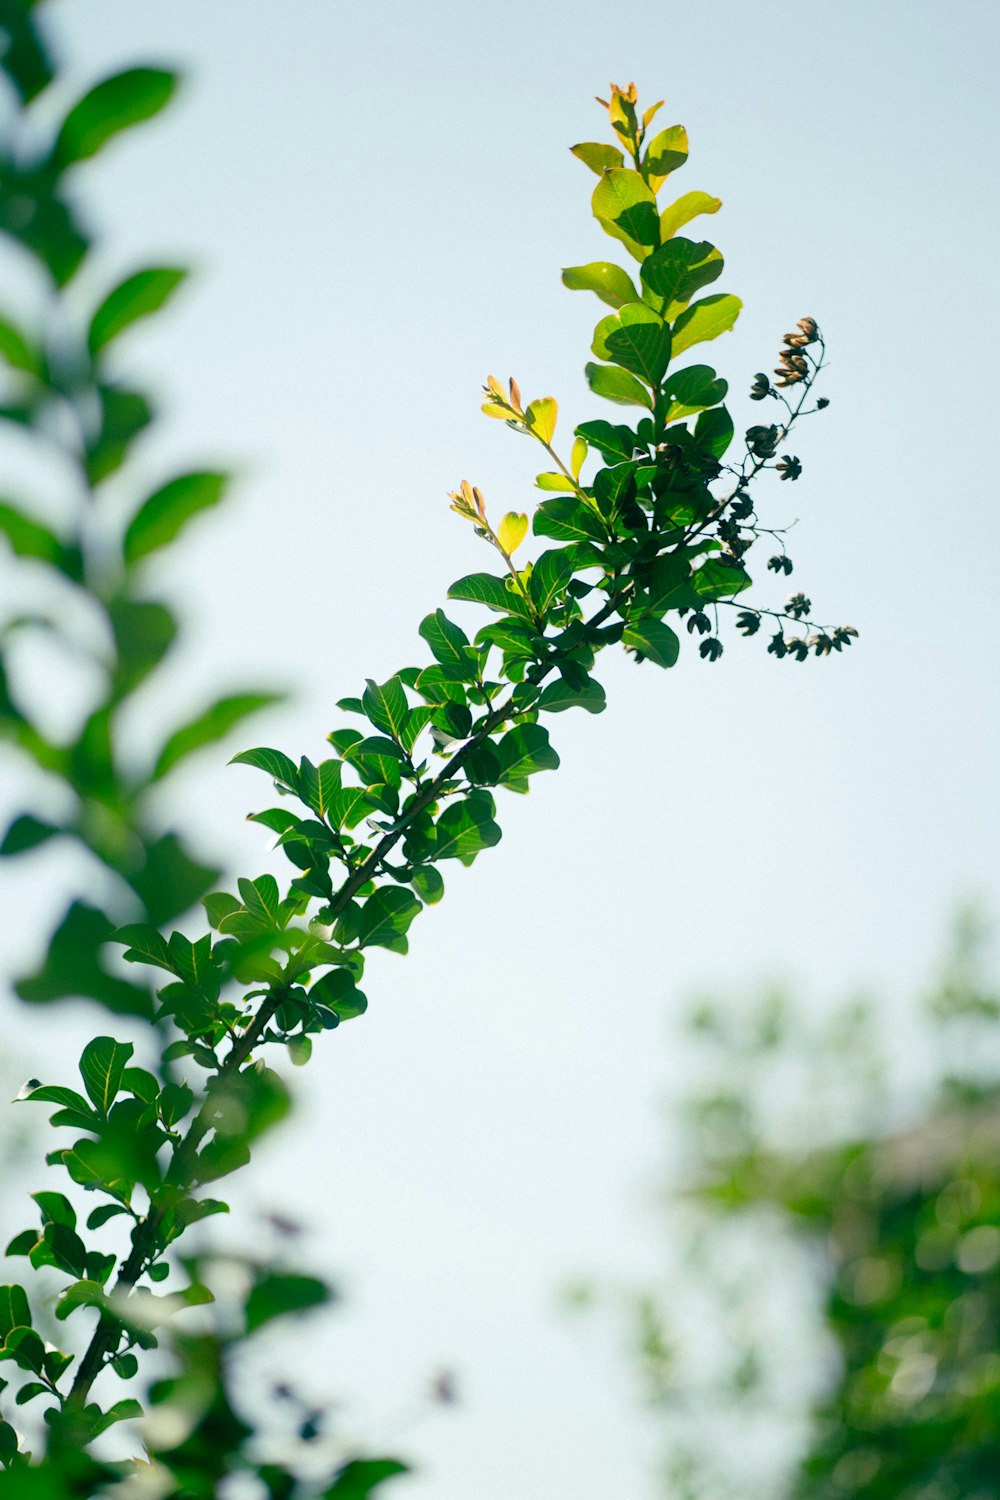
[623,618,680,668]
[79,1037,134,1116]
[584,362,653,409]
[659,191,722,241]
[592,170,660,259]
[643,124,688,191]
[525,397,557,444]
[671,294,742,357]
[561,262,639,309]
[570,141,624,175]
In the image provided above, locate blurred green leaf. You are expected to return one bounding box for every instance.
[88,266,187,355]
[123,471,228,566]
[0,500,81,578]
[16,902,153,1017]
[323,1459,410,1498]
[52,67,178,169]
[245,1273,331,1334]
[86,384,152,482]
[152,692,283,782]
[0,812,60,856]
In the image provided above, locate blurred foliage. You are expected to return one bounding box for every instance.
[618,911,1000,1500]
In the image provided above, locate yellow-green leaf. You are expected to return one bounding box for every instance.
[671,294,743,357]
[592,170,660,260]
[496,511,528,554]
[659,191,722,241]
[643,124,688,192]
[525,397,557,444]
[570,436,588,480]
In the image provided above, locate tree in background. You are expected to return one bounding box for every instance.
[0,3,851,1493]
[609,912,999,1500]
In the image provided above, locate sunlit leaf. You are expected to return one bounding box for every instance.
[561,262,639,309]
[671,293,742,357]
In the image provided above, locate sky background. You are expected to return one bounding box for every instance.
[2,1,999,1495]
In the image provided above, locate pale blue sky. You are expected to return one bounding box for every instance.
[2,2,999,1495]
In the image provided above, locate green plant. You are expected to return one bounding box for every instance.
[0,10,853,1492]
[606,914,1000,1500]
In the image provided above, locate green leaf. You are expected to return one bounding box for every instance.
[659,191,722,241]
[448,573,533,621]
[87,1204,129,1231]
[0,312,42,375]
[643,124,688,190]
[31,1192,75,1229]
[53,67,178,169]
[237,875,280,926]
[671,294,743,358]
[663,364,728,422]
[534,472,576,493]
[129,832,219,928]
[434,796,502,864]
[528,548,575,614]
[693,404,735,458]
[0,1286,31,1341]
[79,1037,134,1116]
[570,141,624,175]
[14,1382,48,1406]
[584,363,653,409]
[328,786,372,831]
[123,471,228,566]
[152,692,282,781]
[230,745,299,791]
[5,1231,37,1257]
[245,1273,331,1334]
[533,496,606,545]
[362,676,409,742]
[623,618,680,668]
[0,1328,44,1374]
[411,866,445,905]
[0,814,59,857]
[324,1459,410,1498]
[592,170,659,259]
[575,420,638,465]
[538,677,607,714]
[20,1084,95,1120]
[561,262,638,309]
[16,901,152,1018]
[419,610,472,671]
[647,553,699,613]
[88,267,187,356]
[91,1398,143,1437]
[114,924,177,975]
[0,501,80,578]
[592,302,671,386]
[640,239,723,315]
[86,383,152,484]
[692,557,751,600]
[358,887,421,955]
[108,598,176,694]
[495,724,560,787]
[54,1280,106,1322]
[310,968,368,1020]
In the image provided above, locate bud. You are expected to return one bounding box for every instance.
[471,485,487,519]
[508,376,522,411]
[486,374,505,400]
